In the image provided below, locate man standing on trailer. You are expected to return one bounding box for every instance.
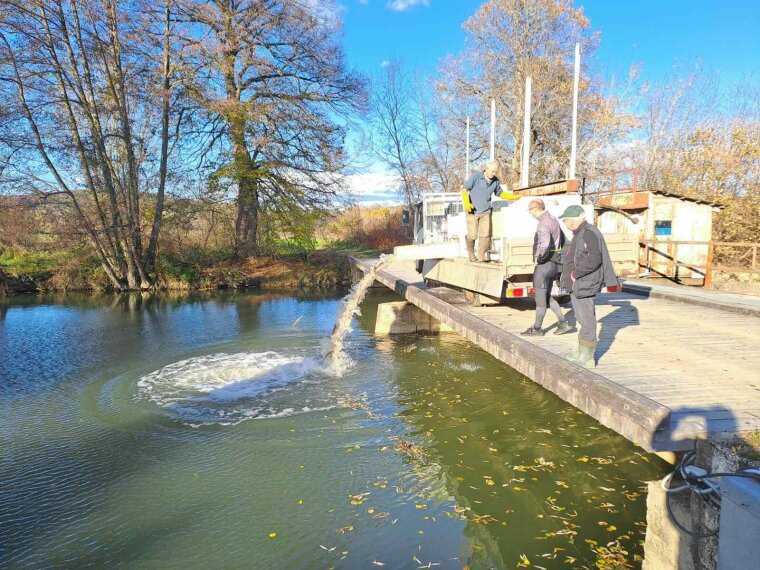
[462,160,519,262]
[558,205,619,368]
[521,199,571,336]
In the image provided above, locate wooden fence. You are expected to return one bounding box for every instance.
[639,240,760,288]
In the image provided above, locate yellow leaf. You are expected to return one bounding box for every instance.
[268,532,277,538]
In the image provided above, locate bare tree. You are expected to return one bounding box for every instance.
[174,0,365,258]
[622,68,760,242]
[437,0,634,185]
[0,0,183,290]
[369,59,420,206]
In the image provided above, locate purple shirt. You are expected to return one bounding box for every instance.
[535,211,562,262]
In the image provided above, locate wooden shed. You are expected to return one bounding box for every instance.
[594,189,723,279]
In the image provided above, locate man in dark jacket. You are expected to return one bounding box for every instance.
[558,205,619,368]
[521,199,570,336]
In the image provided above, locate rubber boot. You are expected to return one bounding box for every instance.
[477,237,491,262]
[567,342,596,369]
[465,238,477,262]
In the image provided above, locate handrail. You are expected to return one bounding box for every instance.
[639,239,760,287]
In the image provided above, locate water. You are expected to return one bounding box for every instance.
[323,254,394,371]
[0,290,669,568]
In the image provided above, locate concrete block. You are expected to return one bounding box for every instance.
[375,301,454,334]
[717,476,760,570]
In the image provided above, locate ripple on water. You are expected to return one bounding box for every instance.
[135,350,336,425]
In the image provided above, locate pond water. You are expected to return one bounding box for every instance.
[0,290,668,569]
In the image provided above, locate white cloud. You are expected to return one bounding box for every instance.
[386,0,429,12]
[344,172,403,205]
[380,60,390,68]
[298,0,347,28]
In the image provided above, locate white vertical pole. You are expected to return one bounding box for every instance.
[489,99,495,161]
[520,77,532,188]
[569,43,580,180]
[465,116,471,180]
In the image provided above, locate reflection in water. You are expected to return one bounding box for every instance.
[0,289,668,568]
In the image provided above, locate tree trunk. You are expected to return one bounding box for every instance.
[230,118,259,258]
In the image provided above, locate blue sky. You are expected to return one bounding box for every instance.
[338,0,760,203]
[341,0,760,82]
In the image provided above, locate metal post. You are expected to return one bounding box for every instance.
[569,43,580,180]
[465,116,470,181]
[521,77,531,188]
[489,99,495,161]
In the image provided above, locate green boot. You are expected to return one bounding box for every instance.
[567,342,596,369]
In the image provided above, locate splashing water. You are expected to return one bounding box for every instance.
[136,351,328,425]
[322,254,396,372]
[134,255,395,423]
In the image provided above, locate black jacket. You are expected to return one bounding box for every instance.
[560,221,619,298]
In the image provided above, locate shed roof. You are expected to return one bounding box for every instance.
[595,189,725,210]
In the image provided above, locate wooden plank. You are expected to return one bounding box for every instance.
[393,242,460,261]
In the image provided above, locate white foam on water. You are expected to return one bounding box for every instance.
[136,351,330,425]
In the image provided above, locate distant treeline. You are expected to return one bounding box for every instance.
[1,1,757,292]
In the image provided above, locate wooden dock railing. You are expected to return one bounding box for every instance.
[639,240,760,288]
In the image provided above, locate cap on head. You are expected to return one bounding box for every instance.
[559,205,585,219]
[528,199,545,211]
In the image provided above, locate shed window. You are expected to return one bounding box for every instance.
[655,220,672,236]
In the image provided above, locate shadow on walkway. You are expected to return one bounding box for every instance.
[596,297,641,361]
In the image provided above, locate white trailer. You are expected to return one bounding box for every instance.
[399,183,638,306]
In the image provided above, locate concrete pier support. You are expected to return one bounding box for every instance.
[375,301,454,335]
[643,480,694,569]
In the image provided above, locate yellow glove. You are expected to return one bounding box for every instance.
[499,191,521,200]
[461,190,475,213]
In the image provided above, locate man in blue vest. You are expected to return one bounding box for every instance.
[462,160,519,262]
[521,199,571,336]
[558,205,619,368]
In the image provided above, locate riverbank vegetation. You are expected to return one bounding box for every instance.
[0,199,407,293]
[1,0,757,295]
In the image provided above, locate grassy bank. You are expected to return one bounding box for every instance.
[0,203,406,295]
[0,245,378,294]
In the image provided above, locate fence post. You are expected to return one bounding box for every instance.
[673,242,680,282]
[753,244,758,270]
[704,241,714,289]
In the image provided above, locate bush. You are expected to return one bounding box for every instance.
[0,247,55,281]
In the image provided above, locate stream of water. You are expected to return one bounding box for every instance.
[0,289,668,568]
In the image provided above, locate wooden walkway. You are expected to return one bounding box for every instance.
[354,258,760,452]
